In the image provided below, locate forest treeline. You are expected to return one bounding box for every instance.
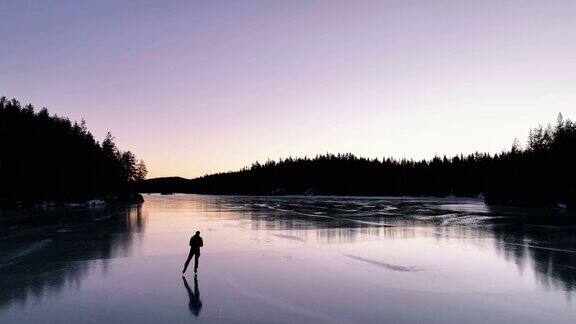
[0,97,147,206]
[138,114,576,208]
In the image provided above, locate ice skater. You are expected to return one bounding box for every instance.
[183,231,204,273]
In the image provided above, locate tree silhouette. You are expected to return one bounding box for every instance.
[138,114,576,209]
[135,159,148,182]
[0,97,147,206]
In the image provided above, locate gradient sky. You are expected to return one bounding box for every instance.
[2,0,576,178]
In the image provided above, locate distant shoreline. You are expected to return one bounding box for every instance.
[136,114,576,210]
[0,193,144,212]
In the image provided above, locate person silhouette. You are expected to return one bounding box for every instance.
[182,275,202,316]
[183,231,203,273]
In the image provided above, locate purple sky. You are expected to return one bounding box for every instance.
[2,0,576,178]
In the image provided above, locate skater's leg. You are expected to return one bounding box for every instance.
[183,249,193,273]
[194,253,200,273]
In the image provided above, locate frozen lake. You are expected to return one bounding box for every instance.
[1,194,575,323]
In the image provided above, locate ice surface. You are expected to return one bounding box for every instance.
[0,194,575,323]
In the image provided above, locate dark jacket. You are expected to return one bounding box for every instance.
[189,235,204,251]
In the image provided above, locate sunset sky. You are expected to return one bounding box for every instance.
[2,0,576,178]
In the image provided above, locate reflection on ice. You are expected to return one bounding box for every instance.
[208,195,576,292]
[182,275,202,316]
[0,206,146,311]
[1,195,575,323]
